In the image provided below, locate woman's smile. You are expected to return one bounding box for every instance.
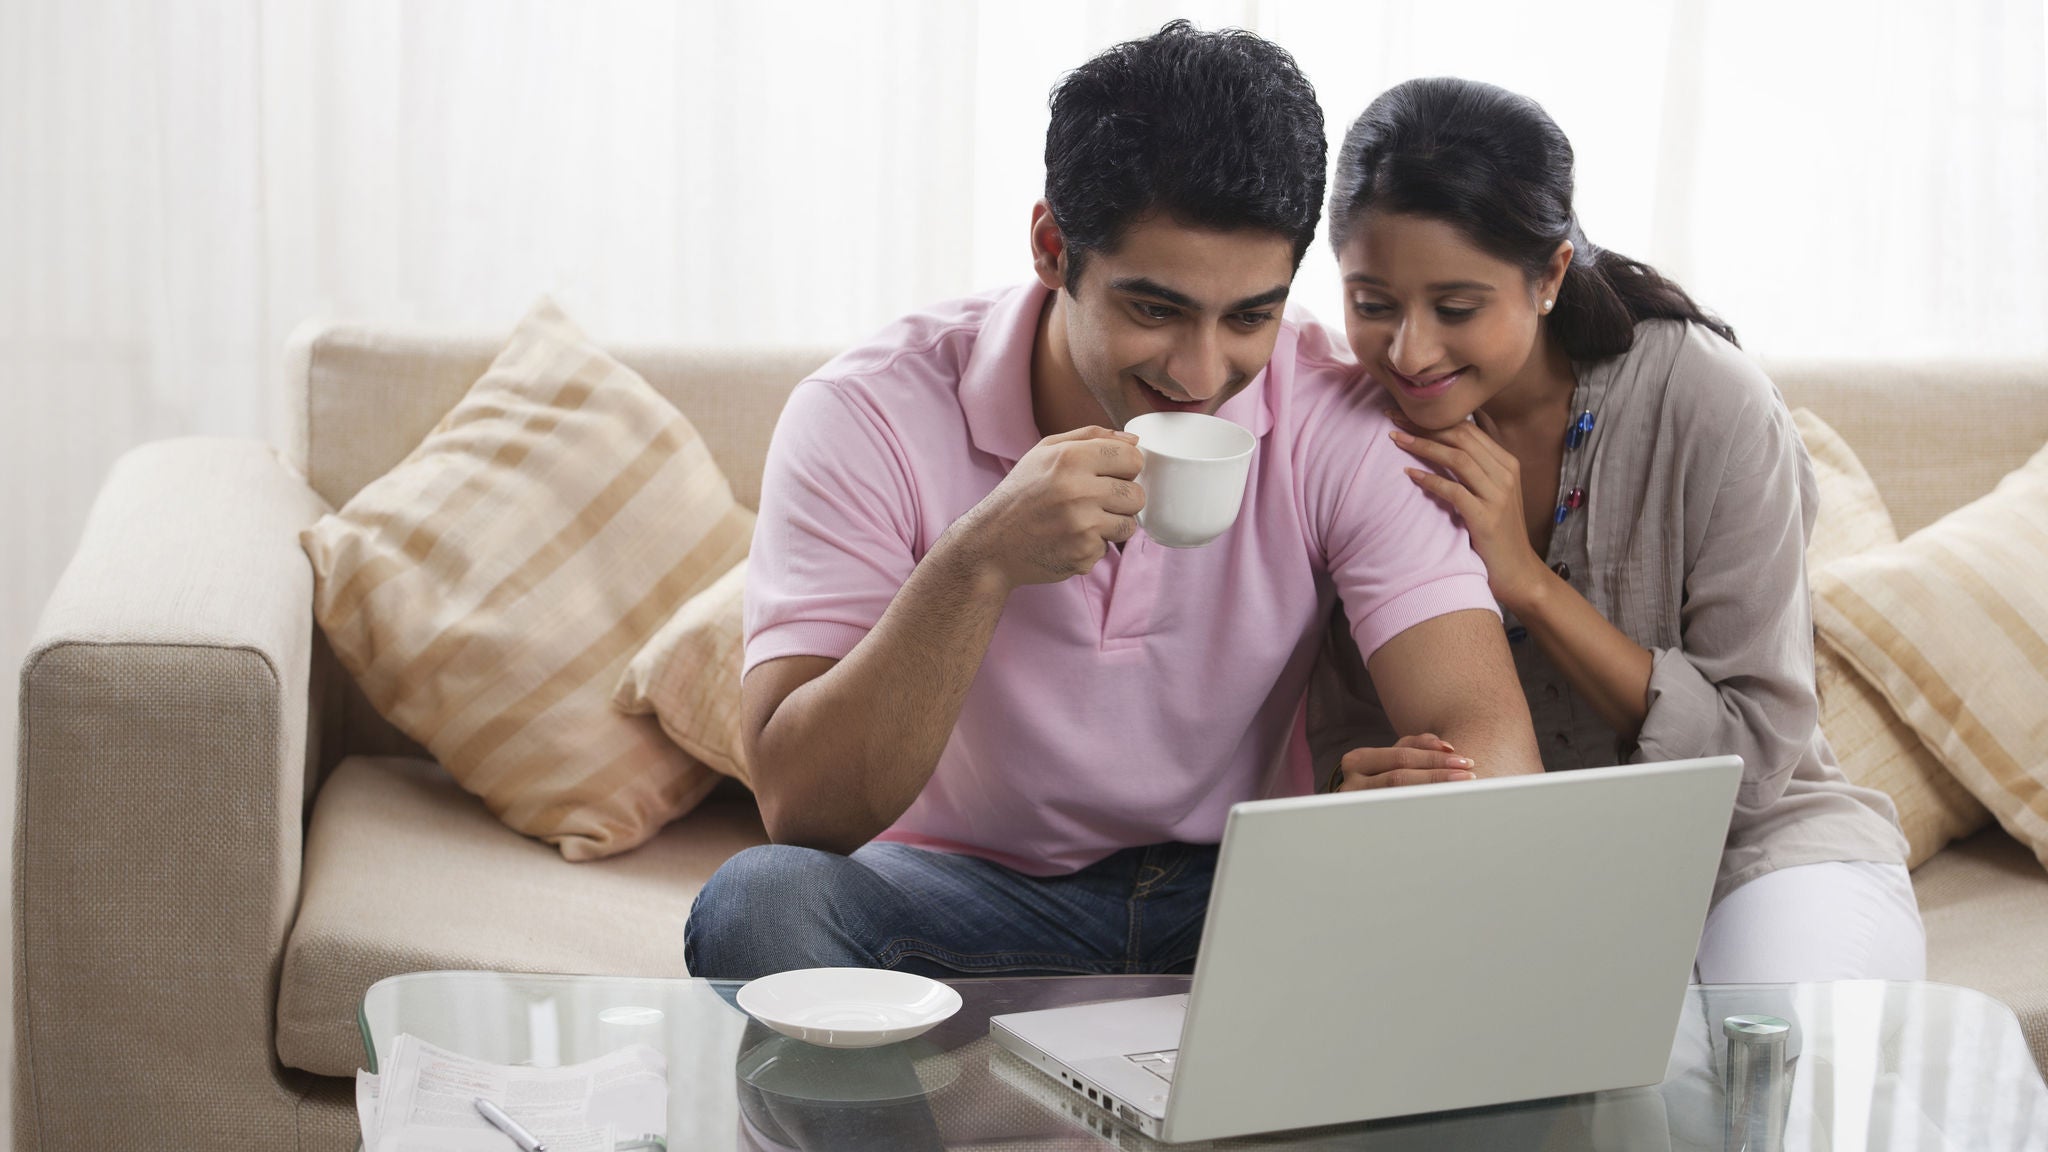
[1385,365,1468,398]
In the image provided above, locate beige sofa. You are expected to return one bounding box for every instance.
[14,321,2048,1150]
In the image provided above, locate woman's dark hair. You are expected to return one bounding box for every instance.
[1329,77,1735,360]
[1045,20,1326,289]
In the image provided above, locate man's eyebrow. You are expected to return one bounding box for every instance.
[1110,277,1198,309]
[1346,273,1497,293]
[1228,285,1292,312]
[1110,277,1292,313]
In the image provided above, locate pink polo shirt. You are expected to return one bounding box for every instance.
[745,283,1495,876]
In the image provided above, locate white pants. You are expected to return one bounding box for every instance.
[1694,860,1926,984]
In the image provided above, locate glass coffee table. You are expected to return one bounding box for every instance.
[360,972,2048,1150]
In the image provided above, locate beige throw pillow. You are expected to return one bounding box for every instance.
[1799,409,1904,572]
[1796,409,1991,867]
[613,558,752,788]
[302,298,755,860]
[1811,436,2048,871]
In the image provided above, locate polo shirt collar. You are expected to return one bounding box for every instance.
[958,283,1050,464]
[959,282,1277,465]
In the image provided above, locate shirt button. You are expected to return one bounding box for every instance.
[1506,625,1530,644]
[1545,683,1561,700]
[1553,732,1572,747]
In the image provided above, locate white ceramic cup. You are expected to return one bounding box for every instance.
[1125,411,1256,548]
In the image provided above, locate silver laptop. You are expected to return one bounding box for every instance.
[988,756,1742,1143]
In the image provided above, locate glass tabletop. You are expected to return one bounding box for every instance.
[359,972,2048,1150]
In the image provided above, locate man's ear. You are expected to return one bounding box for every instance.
[1029,201,1069,293]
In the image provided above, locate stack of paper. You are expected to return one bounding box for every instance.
[357,1034,668,1151]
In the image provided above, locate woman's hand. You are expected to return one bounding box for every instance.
[1330,733,1476,791]
[1388,410,1549,613]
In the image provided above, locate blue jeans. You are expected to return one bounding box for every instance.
[684,840,1218,980]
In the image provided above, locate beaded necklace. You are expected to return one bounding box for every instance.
[1504,366,1610,646]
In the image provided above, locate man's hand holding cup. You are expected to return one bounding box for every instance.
[952,426,1147,589]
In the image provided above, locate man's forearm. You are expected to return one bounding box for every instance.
[751,528,1010,852]
[1422,703,1542,778]
[1366,608,1542,778]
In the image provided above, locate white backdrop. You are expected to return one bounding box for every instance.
[4,0,2047,715]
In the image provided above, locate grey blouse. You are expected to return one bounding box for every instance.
[1309,319,1909,906]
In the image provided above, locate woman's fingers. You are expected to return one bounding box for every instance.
[1391,431,1491,494]
[1391,428,1517,502]
[1337,766,1477,791]
[1404,467,1480,520]
[1391,409,1517,485]
[1448,416,1519,476]
[1393,732,1456,753]
[1335,742,1477,791]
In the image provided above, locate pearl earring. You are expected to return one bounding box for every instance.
[1542,299,1554,313]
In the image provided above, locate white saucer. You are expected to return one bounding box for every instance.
[736,968,963,1049]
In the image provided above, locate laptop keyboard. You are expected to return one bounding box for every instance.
[1124,1048,1179,1083]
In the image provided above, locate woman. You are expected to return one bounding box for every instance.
[1313,77,1922,983]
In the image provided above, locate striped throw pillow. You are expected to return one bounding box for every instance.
[1796,409,1990,867]
[302,299,754,860]
[613,557,751,788]
[1812,437,2048,872]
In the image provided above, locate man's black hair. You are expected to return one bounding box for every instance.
[1044,20,1326,289]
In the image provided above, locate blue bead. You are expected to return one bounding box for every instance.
[1554,504,1569,524]
[1566,410,1595,450]
[1506,626,1530,644]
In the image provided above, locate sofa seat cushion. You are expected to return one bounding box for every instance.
[276,755,768,1077]
[1915,826,2048,1073]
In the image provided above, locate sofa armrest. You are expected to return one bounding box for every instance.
[13,438,331,1150]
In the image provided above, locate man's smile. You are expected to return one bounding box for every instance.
[1139,375,1214,414]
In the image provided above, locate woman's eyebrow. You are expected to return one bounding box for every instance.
[1346,273,1496,293]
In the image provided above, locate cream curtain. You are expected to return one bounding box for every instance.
[4,0,2047,708]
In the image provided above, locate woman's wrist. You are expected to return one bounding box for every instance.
[1494,552,1556,619]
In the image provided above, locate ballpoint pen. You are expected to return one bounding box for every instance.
[473,1096,547,1152]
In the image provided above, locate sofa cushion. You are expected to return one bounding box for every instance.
[1795,408,1992,867]
[301,298,755,860]
[1768,360,2048,536]
[1813,439,2048,871]
[1797,408,1901,571]
[614,557,752,787]
[286,321,836,514]
[1817,652,1993,870]
[1915,826,2048,1073]
[275,756,769,1078]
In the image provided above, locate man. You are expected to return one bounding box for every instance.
[685,21,1539,980]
